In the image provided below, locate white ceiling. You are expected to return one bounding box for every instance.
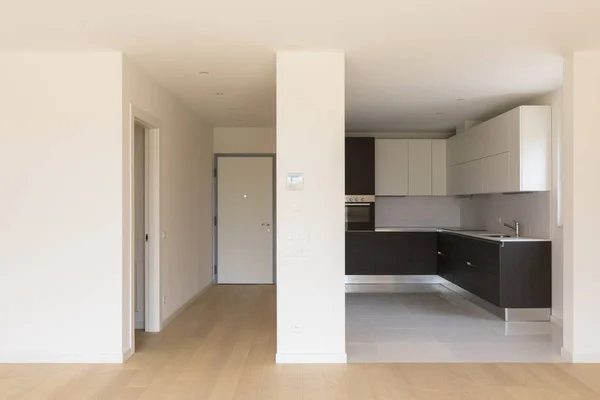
[3,0,599,131]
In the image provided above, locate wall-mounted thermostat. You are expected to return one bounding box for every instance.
[286,173,304,191]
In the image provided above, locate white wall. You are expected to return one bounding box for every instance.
[122,57,214,353]
[214,127,275,153]
[562,52,600,361]
[276,52,346,363]
[0,53,213,363]
[375,197,461,228]
[0,53,124,362]
[460,192,551,238]
[528,89,563,321]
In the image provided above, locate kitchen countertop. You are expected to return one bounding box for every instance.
[373,227,550,243]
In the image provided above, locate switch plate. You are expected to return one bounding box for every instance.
[284,233,310,257]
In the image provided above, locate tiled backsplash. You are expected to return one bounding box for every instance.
[460,192,551,239]
[375,196,462,228]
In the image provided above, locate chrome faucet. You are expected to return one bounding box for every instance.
[503,220,520,237]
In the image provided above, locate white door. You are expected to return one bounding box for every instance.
[217,157,274,284]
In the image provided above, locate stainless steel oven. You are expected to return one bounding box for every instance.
[345,195,375,231]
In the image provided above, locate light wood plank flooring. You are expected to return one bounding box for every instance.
[2,285,600,399]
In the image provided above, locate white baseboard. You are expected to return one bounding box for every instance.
[0,351,123,364]
[276,353,347,364]
[161,282,213,330]
[561,347,573,362]
[561,347,600,363]
[550,315,563,327]
[122,348,133,362]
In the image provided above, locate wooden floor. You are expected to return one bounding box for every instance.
[2,285,600,399]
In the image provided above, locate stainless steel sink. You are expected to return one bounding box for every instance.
[481,234,513,238]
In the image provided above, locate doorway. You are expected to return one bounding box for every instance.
[215,155,275,284]
[134,122,147,331]
[128,105,161,360]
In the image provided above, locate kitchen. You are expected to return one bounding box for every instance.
[345,104,561,362]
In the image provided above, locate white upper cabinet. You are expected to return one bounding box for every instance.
[375,139,408,195]
[408,140,432,195]
[446,105,551,195]
[431,140,447,196]
[375,139,446,196]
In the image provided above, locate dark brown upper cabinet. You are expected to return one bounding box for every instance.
[345,137,375,195]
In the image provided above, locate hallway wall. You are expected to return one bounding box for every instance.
[213,127,275,153]
[122,57,214,352]
[0,53,214,363]
[0,53,124,362]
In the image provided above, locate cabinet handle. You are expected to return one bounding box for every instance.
[466,261,477,268]
[437,251,444,256]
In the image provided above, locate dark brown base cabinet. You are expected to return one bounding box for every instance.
[345,232,437,275]
[345,232,376,275]
[346,231,551,309]
[437,233,551,309]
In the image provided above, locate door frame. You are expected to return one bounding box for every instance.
[213,154,276,284]
[128,104,161,360]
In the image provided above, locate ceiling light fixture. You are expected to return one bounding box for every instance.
[198,71,209,75]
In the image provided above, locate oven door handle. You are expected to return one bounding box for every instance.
[345,203,372,206]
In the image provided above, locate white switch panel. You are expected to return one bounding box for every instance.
[284,233,310,257]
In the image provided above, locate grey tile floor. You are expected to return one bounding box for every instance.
[345,284,564,363]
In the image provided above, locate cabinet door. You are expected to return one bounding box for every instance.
[374,233,410,275]
[486,115,510,157]
[345,138,375,195]
[375,139,408,195]
[409,233,437,274]
[431,140,447,195]
[437,251,453,282]
[460,264,500,305]
[408,140,432,195]
[459,159,483,195]
[482,152,510,194]
[345,232,375,275]
[470,241,500,274]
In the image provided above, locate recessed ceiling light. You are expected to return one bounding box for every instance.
[198,71,209,75]
[216,92,224,96]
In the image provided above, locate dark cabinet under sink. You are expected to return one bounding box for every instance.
[437,232,550,309]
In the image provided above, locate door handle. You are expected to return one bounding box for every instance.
[437,251,444,256]
[466,261,477,268]
[261,223,271,227]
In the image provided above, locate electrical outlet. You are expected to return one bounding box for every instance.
[292,325,302,333]
[162,296,167,305]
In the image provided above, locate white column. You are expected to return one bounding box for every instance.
[562,52,600,362]
[275,52,346,363]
